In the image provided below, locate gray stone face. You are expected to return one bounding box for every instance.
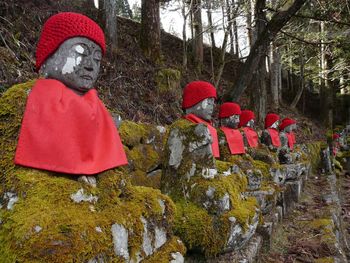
[111,224,129,260]
[70,188,98,204]
[40,37,101,96]
[168,128,185,169]
[220,115,240,129]
[185,98,215,121]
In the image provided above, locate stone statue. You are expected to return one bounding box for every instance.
[278,118,297,164]
[239,110,259,149]
[161,81,258,255]
[0,12,185,261]
[261,113,281,151]
[218,102,245,156]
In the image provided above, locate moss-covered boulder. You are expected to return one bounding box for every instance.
[0,81,185,262]
[161,119,258,257]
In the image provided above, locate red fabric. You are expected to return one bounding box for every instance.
[242,127,259,148]
[267,128,281,147]
[36,12,106,71]
[15,79,127,174]
[279,118,296,131]
[218,102,241,118]
[183,114,220,158]
[221,127,245,154]
[286,132,295,150]
[182,81,217,109]
[239,110,255,127]
[265,113,280,129]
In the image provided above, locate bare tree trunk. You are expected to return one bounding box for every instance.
[226,0,235,55]
[140,0,161,63]
[320,21,333,128]
[182,0,193,69]
[246,0,254,48]
[270,43,280,111]
[291,51,304,108]
[207,0,216,48]
[104,0,118,58]
[227,0,307,101]
[192,0,203,73]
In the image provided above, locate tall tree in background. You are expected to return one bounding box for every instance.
[140,0,161,62]
[104,0,118,59]
[227,0,307,103]
[192,0,203,73]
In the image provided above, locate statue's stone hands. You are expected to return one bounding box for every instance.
[189,124,213,157]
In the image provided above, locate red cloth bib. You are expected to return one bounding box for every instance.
[242,127,259,148]
[286,131,296,150]
[183,114,220,158]
[15,79,128,175]
[267,128,281,147]
[221,127,245,155]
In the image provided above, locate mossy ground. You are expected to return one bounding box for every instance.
[0,81,184,262]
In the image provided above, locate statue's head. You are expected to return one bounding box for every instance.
[265,113,280,129]
[36,12,106,95]
[219,102,241,129]
[182,81,217,121]
[239,110,255,128]
[279,118,297,132]
[332,133,340,141]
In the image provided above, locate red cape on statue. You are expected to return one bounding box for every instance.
[286,131,296,150]
[221,127,245,155]
[242,127,259,148]
[15,79,128,174]
[183,114,220,158]
[267,128,281,147]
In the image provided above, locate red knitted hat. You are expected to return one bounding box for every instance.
[239,110,255,127]
[264,113,280,129]
[218,102,241,118]
[182,81,217,109]
[279,118,296,131]
[36,12,106,71]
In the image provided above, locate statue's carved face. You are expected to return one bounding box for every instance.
[186,98,215,121]
[40,37,102,95]
[246,119,255,128]
[221,114,240,129]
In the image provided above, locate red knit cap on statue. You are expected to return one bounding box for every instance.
[219,102,241,118]
[279,118,296,131]
[239,110,255,127]
[36,12,106,71]
[182,81,217,109]
[265,113,280,129]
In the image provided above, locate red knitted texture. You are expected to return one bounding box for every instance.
[36,12,106,71]
[239,110,255,127]
[219,102,241,118]
[279,117,296,131]
[182,81,217,109]
[333,133,340,140]
[264,113,280,129]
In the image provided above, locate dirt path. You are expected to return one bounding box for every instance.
[260,171,349,263]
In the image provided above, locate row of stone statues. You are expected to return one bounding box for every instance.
[0,12,309,262]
